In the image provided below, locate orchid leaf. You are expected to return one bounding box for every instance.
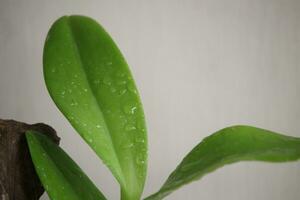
[43,15,147,200]
[26,130,107,200]
[145,125,300,200]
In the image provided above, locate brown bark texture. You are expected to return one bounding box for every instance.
[0,119,60,200]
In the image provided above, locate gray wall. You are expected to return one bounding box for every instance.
[0,0,300,199]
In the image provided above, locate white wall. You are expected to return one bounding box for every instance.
[0,0,300,199]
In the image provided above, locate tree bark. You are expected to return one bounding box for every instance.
[0,119,60,200]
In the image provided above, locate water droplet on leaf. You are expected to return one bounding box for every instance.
[118,88,127,96]
[135,138,145,143]
[136,156,145,165]
[116,79,127,85]
[70,99,78,106]
[125,124,136,131]
[116,71,125,77]
[123,104,137,115]
[103,77,112,85]
[127,82,137,94]
[123,143,134,149]
[96,124,101,129]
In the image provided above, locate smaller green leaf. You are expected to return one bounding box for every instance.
[145,125,300,200]
[26,130,107,200]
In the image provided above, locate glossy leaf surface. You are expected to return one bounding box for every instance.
[145,125,300,200]
[43,16,147,200]
[26,130,107,200]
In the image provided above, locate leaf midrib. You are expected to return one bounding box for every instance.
[65,17,126,187]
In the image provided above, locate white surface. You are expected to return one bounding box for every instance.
[0,0,300,199]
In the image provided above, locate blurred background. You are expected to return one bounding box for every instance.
[0,0,300,199]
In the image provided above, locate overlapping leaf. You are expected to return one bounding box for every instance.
[26,130,107,200]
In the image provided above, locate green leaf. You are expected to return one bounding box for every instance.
[145,125,300,200]
[43,15,147,200]
[26,130,107,200]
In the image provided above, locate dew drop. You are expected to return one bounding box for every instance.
[61,92,65,98]
[136,156,145,165]
[96,124,101,129]
[116,71,125,77]
[51,68,57,73]
[127,83,137,93]
[135,138,145,143]
[141,147,147,153]
[106,61,113,66]
[123,143,134,149]
[70,99,78,106]
[118,88,127,96]
[123,104,137,115]
[125,124,136,131]
[103,77,112,85]
[83,88,88,92]
[69,116,74,120]
[116,79,127,85]
[137,120,145,131]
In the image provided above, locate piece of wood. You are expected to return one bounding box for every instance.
[0,119,60,200]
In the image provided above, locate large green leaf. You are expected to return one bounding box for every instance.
[26,130,107,200]
[43,16,147,200]
[145,125,300,200]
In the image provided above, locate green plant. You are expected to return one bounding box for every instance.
[25,15,300,200]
